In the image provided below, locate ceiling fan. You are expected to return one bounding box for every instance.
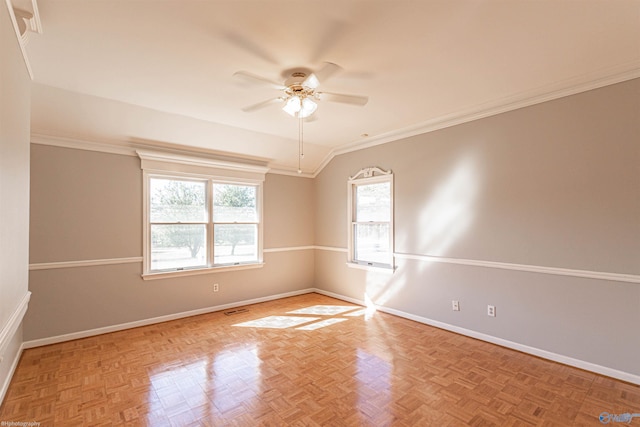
[234,62,368,119]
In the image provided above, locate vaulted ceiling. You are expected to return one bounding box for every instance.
[23,0,640,174]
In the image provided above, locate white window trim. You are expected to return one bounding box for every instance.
[347,166,394,271]
[141,262,264,281]
[138,150,268,279]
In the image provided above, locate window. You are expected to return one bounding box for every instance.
[212,183,258,265]
[150,178,208,271]
[348,167,393,269]
[139,150,267,278]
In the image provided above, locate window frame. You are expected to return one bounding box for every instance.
[138,150,267,280]
[347,167,394,270]
[211,181,261,267]
[148,175,210,272]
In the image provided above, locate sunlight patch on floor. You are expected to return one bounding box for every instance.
[233,305,366,330]
[344,308,368,317]
[233,316,319,329]
[287,305,359,315]
[296,318,348,330]
[363,293,378,320]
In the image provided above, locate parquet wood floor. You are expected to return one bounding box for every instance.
[1,293,638,426]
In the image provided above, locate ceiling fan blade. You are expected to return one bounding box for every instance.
[318,92,368,106]
[233,71,285,90]
[305,62,343,89]
[223,31,279,65]
[316,62,342,82]
[241,97,284,112]
[309,20,348,63]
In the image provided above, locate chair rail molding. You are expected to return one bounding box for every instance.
[315,246,640,284]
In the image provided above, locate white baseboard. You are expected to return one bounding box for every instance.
[0,292,31,406]
[0,292,31,356]
[0,342,25,406]
[19,287,640,386]
[313,288,640,386]
[23,288,315,349]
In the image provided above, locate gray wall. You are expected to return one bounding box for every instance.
[26,146,315,340]
[264,173,314,249]
[23,77,640,380]
[314,79,640,376]
[0,2,31,397]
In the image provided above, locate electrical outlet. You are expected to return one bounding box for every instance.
[487,305,496,317]
[452,300,460,311]
[213,283,219,292]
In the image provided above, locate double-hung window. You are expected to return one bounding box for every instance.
[150,177,208,271]
[139,150,267,279]
[212,183,259,265]
[348,167,394,269]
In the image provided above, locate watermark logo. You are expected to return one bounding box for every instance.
[0,422,41,427]
[600,412,640,424]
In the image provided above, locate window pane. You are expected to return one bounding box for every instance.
[354,223,390,265]
[213,184,257,222]
[150,179,207,222]
[214,224,257,264]
[151,224,206,270]
[356,182,390,222]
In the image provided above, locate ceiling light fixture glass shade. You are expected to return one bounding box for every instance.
[282,95,317,118]
[282,96,301,116]
[304,74,320,89]
[299,97,317,118]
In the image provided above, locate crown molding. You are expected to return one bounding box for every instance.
[30,133,322,176]
[136,149,270,175]
[4,0,41,79]
[266,165,314,178]
[312,62,640,177]
[31,133,139,156]
[31,61,639,179]
[31,133,279,174]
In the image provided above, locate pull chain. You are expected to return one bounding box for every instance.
[300,115,304,160]
[297,115,304,174]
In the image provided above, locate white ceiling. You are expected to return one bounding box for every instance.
[25,0,640,174]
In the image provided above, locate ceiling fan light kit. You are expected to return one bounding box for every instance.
[235,63,368,118]
[281,70,319,118]
[282,96,317,118]
[235,62,369,172]
[282,88,318,118]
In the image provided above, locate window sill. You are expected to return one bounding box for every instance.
[142,263,264,280]
[346,262,395,273]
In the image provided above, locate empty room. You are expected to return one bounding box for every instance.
[1,0,639,425]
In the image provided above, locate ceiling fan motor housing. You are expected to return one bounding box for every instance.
[284,71,314,96]
[237,63,367,113]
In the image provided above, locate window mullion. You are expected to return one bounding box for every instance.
[144,174,262,276]
[208,179,214,267]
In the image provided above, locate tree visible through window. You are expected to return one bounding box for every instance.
[213,184,258,265]
[150,178,207,271]
[148,177,260,272]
